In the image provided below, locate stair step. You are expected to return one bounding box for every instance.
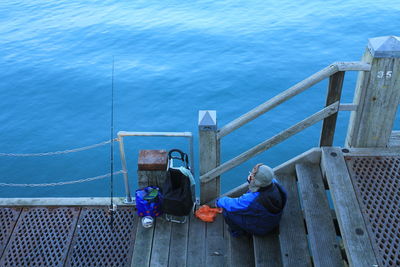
[253,229,282,267]
[321,147,377,267]
[227,232,255,267]
[296,163,343,267]
[277,173,311,267]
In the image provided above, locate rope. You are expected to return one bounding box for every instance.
[0,170,125,187]
[0,139,118,157]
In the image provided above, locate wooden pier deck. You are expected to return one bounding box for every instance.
[0,147,399,266]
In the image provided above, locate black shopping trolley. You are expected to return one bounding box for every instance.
[161,149,195,223]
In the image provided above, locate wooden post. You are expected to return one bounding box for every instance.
[346,36,400,147]
[320,71,345,146]
[137,150,168,188]
[198,110,220,204]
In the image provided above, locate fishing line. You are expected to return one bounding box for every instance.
[110,56,115,230]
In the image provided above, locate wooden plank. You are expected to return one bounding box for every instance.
[168,219,189,267]
[150,218,172,267]
[296,163,343,267]
[339,103,357,111]
[227,231,254,267]
[343,147,400,157]
[221,183,249,200]
[131,220,155,267]
[187,214,206,267]
[320,71,345,146]
[201,102,339,184]
[253,229,282,267]
[389,130,400,147]
[273,147,321,176]
[138,170,167,188]
[205,214,226,266]
[334,61,371,71]
[321,147,377,266]
[223,221,230,265]
[138,171,153,188]
[278,173,312,267]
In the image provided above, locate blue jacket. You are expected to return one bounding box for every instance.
[216,181,287,236]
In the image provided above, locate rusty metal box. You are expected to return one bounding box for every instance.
[138,150,168,171]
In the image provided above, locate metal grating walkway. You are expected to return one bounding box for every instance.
[66,207,137,267]
[0,208,20,259]
[346,156,400,267]
[0,206,137,267]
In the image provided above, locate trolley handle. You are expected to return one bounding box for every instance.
[168,149,189,169]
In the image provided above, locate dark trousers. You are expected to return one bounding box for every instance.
[222,210,247,237]
[222,209,279,237]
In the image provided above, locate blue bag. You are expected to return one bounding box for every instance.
[135,186,163,217]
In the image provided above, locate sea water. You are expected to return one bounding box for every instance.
[0,0,399,197]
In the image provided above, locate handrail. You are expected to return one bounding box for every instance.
[200,101,339,184]
[217,61,370,140]
[333,61,371,71]
[117,131,194,174]
[118,131,193,137]
[117,131,194,203]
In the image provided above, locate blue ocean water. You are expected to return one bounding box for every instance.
[0,0,399,198]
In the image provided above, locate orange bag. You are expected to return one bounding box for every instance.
[195,205,223,222]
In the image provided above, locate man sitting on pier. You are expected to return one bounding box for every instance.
[216,164,287,237]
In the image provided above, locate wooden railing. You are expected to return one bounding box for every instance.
[198,61,371,204]
[217,62,370,139]
[201,102,340,184]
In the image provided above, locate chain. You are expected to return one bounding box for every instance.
[0,138,118,157]
[0,170,125,187]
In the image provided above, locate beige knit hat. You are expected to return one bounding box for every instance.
[249,165,274,192]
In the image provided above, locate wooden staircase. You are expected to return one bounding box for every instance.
[226,162,343,267]
[130,147,379,266]
[225,147,378,267]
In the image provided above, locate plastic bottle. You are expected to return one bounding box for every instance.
[141,216,154,228]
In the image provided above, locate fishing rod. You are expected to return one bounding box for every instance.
[110,57,116,230]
